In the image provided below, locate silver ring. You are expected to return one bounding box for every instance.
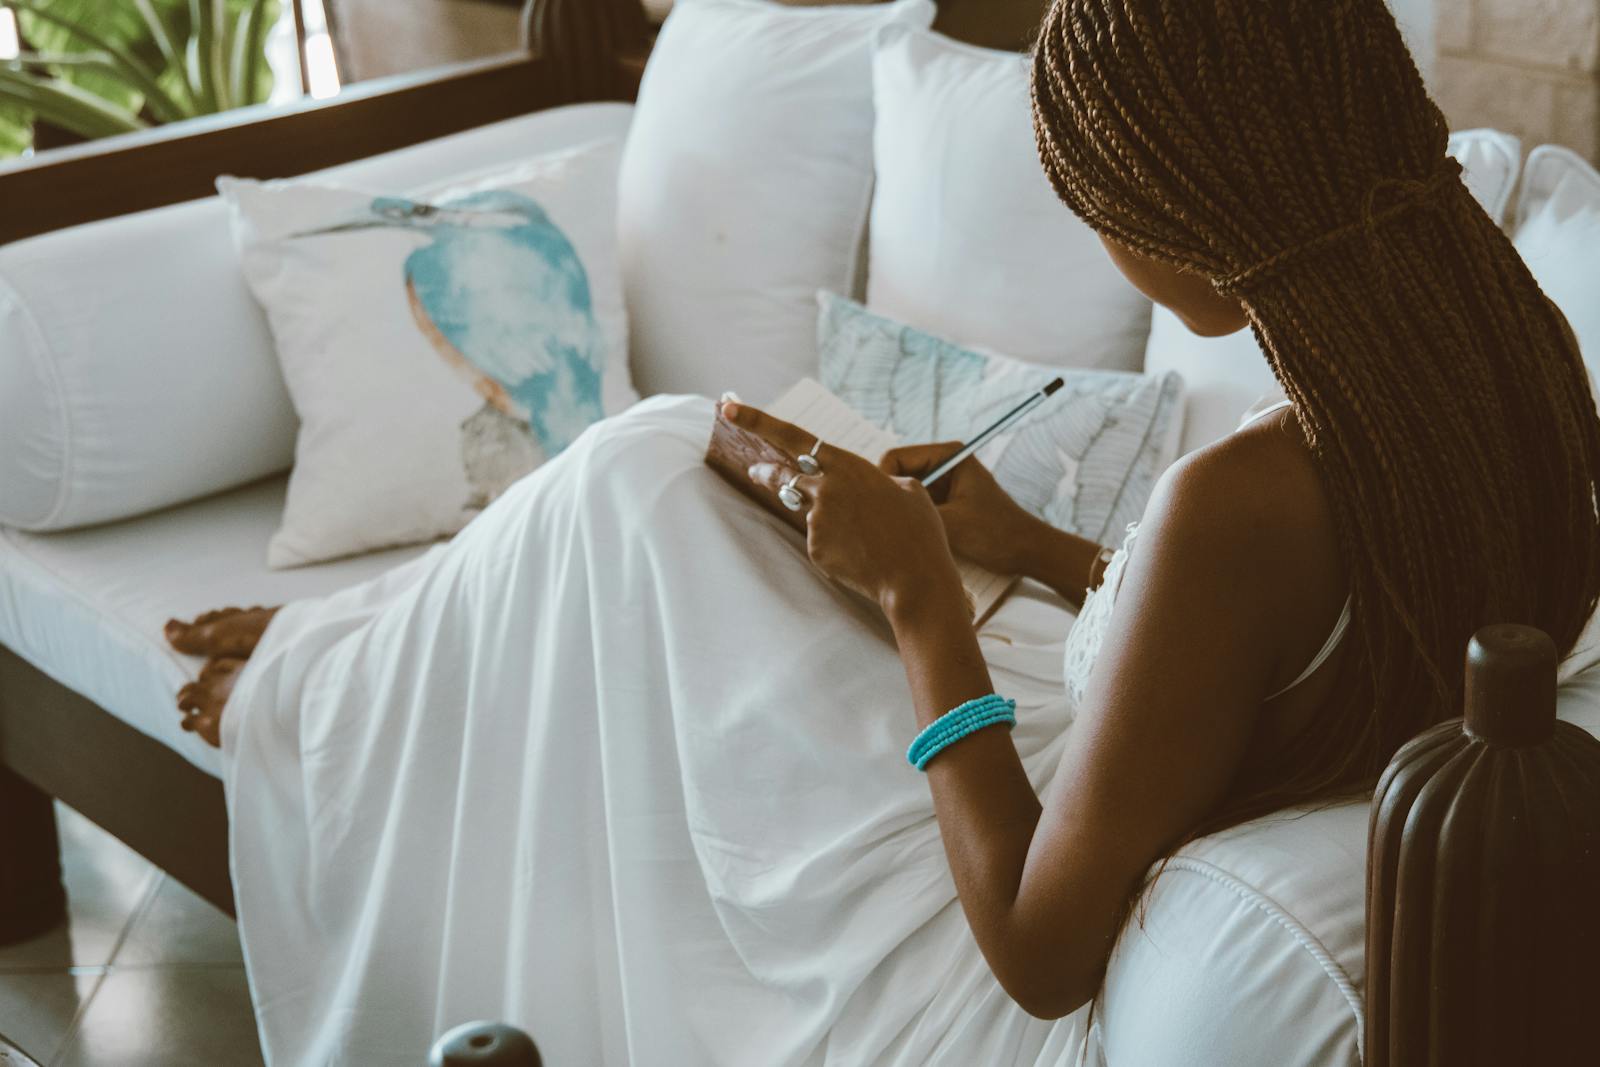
[796,438,823,476]
[778,474,806,512]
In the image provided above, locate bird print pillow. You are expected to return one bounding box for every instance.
[816,293,1184,546]
[220,140,636,568]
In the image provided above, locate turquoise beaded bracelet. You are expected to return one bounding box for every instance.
[907,694,1017,771]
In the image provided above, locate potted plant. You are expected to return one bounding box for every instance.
[0,0,282,157]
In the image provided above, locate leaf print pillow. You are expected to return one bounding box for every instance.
[816,292,1183,545]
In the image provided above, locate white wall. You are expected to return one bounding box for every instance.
[1389,0,1438,82]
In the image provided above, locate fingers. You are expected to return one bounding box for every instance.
[878,441,965,478]
[721,401,821,460]
[746,462,815,493]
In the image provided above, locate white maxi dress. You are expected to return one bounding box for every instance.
[223,395,1100,1066]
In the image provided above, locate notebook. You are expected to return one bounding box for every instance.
[706,378,1017,624]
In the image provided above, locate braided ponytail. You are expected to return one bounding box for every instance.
[1031,0,1600,831]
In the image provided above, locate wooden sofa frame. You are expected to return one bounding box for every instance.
[0,2,1586,1062]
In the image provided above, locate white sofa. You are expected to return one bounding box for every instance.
[2,1,1599,1064]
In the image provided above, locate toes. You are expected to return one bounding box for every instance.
[201,657,244,681]
[165,619,196,651]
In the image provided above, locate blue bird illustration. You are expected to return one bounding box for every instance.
[298,191,605,505]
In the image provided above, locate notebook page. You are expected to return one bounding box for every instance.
[768,379,1017,623]
[769,378,900,464]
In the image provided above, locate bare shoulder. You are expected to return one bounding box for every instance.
[1135,407,1342,642]
[1162,407,1332,542]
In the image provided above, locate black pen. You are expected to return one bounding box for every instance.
[920,377,1065,489]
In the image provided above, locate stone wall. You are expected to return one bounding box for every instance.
[1433,0,1600,158]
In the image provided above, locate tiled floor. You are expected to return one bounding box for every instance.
[0,805,262,1066]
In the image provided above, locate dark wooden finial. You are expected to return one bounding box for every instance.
[430,1022,541,1067]
[1464,623,1557,745]
[1366,624,1600,1066]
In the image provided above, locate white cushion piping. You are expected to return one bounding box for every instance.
[0,265,74,529]
[1160,856,1365,1047]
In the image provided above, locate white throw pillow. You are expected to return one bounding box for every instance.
[1448,128,1522,227]
[617,0,935,403]
[1146,129,1530,456]
[818,293,1183,546]
[867,24,1151,373]
[0,103,634,533]
[1514,145,1600,381]
[223,141,636,568]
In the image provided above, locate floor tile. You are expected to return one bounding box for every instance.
[57,968,262,1067]
[114,877,243,968]
[0,807,156,973]
[0,973,99,1066]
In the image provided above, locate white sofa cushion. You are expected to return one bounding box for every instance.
[0,103,635,532]
[222,142,636,568]
[1091,613,1600,1066]
[1514,145,1600,380]
[1146,128,1528,457]
[617,0,935,403]
[0,476,427,776]
[1448,128,1523,227]
[867,25,1150,373]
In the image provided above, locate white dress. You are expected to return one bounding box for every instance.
[222,395,1092,1066]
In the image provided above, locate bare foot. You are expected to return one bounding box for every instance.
[177,657,246,748]
[165,606,279,659]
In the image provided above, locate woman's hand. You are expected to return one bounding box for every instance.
[722,402,965,612]
[879,443,1044,576]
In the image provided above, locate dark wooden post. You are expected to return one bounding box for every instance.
[521,0,650,104]
[0,766,67,946]
[1366,624,1600,1066]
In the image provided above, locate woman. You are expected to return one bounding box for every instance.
[168,0,1600,1060]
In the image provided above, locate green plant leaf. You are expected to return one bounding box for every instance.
[0,0,284,158]
[208,0,229,109]
[11,0,187,121]
[185,0,217,111]
[0,98,34,158]
[130,0,197,109]
[13,1,144,115]
[0,66,148,139]
[229,0,274,107]
[8,49,117,68]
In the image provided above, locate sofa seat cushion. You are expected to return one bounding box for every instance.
[0,478,424,776]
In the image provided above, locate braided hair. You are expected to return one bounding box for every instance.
[1031,0,1600,832]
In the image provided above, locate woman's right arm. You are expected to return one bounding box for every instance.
[881,444,1108,608]
[1009,518,1107,608]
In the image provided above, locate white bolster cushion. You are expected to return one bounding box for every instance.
[1094,652,1600,1065]
[0,102,634,531]
[1097,804,1367,1066]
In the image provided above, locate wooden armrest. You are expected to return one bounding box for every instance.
[0,55,548,245]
